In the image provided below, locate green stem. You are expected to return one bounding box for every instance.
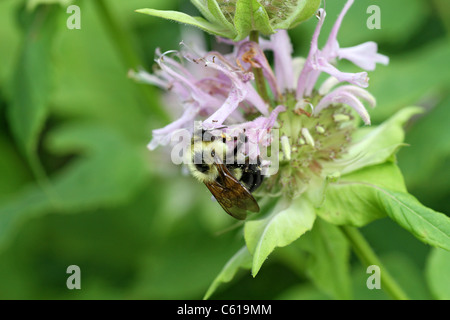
[93,0,170,122]
[249,30,271,105]
[340,225,410,300]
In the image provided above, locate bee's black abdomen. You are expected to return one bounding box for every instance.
[239,170,254,191]
[227,159,264,193]
[249,170,263,192]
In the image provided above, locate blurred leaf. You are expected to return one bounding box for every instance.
[341,106,423,174]
[51,0,155,141]
[27,0,72,11]
[398,95,450,204]
[0,1,21,84]
[244,197,315,276]
[204,246,252,300]
[0,122,148,248]
[7,5,60,161]
[297,219,352,299]
[129,230,242,299]
[432,0,450,34]
[426,248,450,299]
[45,122,148,208]
[276,284,330,300]
[0,135,32,200]
[379,189,450,251]
[317,162,406,227]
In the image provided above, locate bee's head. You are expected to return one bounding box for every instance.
[187,131,229,183]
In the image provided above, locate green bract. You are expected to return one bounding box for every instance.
[136,0,321,41]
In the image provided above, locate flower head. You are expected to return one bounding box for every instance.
[133,0,389,197]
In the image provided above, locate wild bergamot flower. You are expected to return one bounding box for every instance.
[132,0,450,299]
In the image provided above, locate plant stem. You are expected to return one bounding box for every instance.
[249,30,271,105]
[340,225,410,300]
[93,0,170,122]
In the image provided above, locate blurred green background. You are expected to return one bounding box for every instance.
[0,0,448,299]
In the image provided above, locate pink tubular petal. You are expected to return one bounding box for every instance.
[338,41,389,71]
[318,59,369,88]
[203,83,246,126]
[318,76,340,95]
[323,0,354,55]
[314,90,371,125]
[261,30,295,91]
[244,83,269,116]
[157,53,222,108]
[147,105,199,150]
[128,69,168,89]
[296,9,326,98]
[332,85,376,107]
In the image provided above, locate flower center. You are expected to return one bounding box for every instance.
[260,95,356,198]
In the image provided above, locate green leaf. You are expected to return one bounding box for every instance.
[272,0,321,29]
[244,197,316,276]
[297,219,352,299]
[317,162,407,227]
[377,189,450,251]
[234,0,274,41]
[426,248,450,299]
[340,106,423,175]
[135,8,236,39]
[7,5,60,161]
[207,0,235,30]
[0,123,148,249]
[190,0,217,23]
[203,246,252,300]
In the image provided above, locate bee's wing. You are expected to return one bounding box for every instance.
[204,163,259,220]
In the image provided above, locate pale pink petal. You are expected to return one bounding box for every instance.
[314,90,371,125]
[296,9,326,98]
[338,42,389,71]
[332,85,376,107]
[147,105,199,150]
[244,83,269,116]
[261,30,295,91]
[203,83,247,127]
[317,58,369,88]
[323,0,354,56]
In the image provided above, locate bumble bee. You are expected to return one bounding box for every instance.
[186,130,264,220]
